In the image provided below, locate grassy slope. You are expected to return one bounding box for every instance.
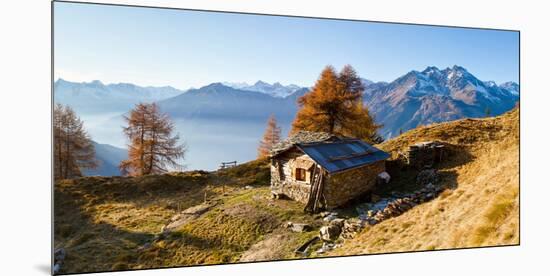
[55,159,320,274]
[55,109,519,273]
[328,108,519,255]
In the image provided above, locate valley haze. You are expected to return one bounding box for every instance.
[54,65,519,175]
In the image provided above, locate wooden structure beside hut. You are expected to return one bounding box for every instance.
[270,131,390,213]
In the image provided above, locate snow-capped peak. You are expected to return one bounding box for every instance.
[224,80,304,98]
[499,81,520,95]
[422,66,442,76]
[484,81,497,87]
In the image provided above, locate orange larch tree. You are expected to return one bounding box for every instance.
[291,64,382,143]
[119,103,186,176]
[53,103,97,180]
[257,114,282,159]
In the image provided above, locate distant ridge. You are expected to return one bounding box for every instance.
[55,65,519,140]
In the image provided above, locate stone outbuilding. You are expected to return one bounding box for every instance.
[270,131,390,213]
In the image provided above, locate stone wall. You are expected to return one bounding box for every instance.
[271,149,315,204]
[323,161,386,209]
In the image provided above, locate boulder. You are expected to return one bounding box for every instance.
[319,224,342,242]
[377,172,391,184]
[291,223,312,233]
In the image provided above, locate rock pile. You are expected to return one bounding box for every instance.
[315,169,444,249]
[341,218,365,239]
[357,184,444,227]
[316,219,345,254]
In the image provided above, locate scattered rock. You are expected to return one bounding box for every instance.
[245,185,253,189]
[181,202,213,215]
[290,223,312,233]
[316,242,335,254]
[349,180,444,237]
[319,223,342,242]
[163,202,215,232]
[322,212,339,222]
[377,171,391,184]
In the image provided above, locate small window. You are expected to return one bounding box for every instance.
[295,168,307,181]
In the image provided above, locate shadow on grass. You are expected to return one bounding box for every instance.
[53,159,273,274]
[377,142,473,195]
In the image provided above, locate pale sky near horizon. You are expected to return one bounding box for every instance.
[54,2,520,90]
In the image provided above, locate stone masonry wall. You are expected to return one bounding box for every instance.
[323,161,386,209]
[271,149,314,204]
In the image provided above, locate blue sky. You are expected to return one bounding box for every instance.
[54,2,519,89]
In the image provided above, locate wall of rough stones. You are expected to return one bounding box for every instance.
[271,149,314,204]
[324,161,386,209]
[272,149,386,209]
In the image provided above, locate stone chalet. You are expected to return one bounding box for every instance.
[270,131,390,213]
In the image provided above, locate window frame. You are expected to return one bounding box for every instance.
[295,167,307,182]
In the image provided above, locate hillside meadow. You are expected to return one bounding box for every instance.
[54,108,519,273]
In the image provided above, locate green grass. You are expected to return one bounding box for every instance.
[54,158,324,274]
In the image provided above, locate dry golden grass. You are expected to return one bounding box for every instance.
[55,110,519,273]
[54,159,320,274]
[329,108,519,255]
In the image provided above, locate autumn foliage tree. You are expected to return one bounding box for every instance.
[119,103,187,176]
[53,103,97,180]
[291,65,382,143]
[257,114,282,159]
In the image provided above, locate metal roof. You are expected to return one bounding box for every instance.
[296,139,390,174]
[270,131,340,156]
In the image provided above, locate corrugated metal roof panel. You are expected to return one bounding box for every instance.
[297,139,390,174]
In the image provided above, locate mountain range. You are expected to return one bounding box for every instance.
[156,82,308,122]
[55,65,519,174]
[223,80,304,98]
[54,79,184,114]
[362,65,519,137]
